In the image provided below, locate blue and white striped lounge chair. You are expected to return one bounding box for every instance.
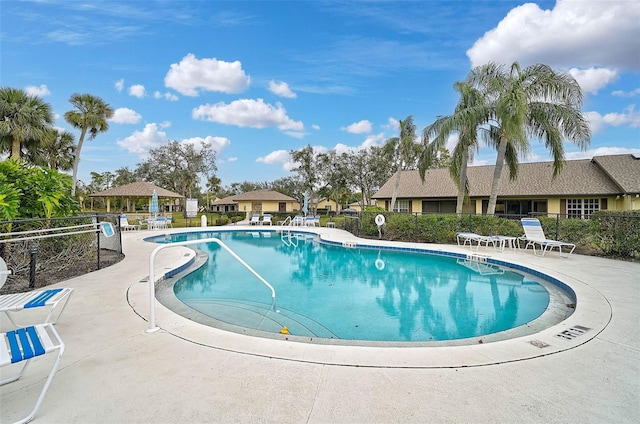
[250,214,261,225]
[0,288,74,328]
[520,218,576,257]
[1,323,65,424]
[119,215,138,231]
[262,214,272,225]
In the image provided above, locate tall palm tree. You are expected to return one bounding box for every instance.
[469,62,591,215]
[0,87,54,160]
[420,81,487,214]
[26,128,76,170]
[388,115,417,212]
[64,93,114,196]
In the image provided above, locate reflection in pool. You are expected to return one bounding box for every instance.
[167,231,551,342]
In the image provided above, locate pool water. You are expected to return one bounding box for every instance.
[167,231,550,342]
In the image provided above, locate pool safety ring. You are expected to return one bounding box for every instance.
[375,214,386,226]
[0,257,11,289]
[375,258,385,270]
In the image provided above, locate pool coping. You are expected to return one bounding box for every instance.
[128,225,612,368]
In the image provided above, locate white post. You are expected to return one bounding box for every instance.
[201,214,207,227]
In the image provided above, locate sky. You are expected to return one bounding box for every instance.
[1,0,639,188]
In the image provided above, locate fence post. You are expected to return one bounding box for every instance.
[555,214,560,240]
[29,244,38,289]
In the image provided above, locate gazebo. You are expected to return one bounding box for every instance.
[88,181,185,213]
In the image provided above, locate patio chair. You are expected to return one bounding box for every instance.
[166,215,173,228]
[1,323,65,424]
[292,215,305,226]
[262,214,272,225]
[305,216,316,226]
[250,214,261,225]
[456,232,497,250]
[119,215,138,231]
[0,288,75,328]
[520,218,576,257]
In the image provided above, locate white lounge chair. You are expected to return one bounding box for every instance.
[520,218,576,257]
[249,214,261,225]
[292,216,305,226]
[262,214,272,225]
[119,215,138,231]
[456,232,497,250]
[1,323,65,424]
[166,215,173,228]
[0,287,75,328]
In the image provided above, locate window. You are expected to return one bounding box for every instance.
[422,201,456,214]
[566,198,599,218]
[393,200,410,213]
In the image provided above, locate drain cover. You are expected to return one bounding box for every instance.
[529,340,550,348]
[555,325,590,340]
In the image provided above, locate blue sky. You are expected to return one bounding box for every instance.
[2,0,639,187]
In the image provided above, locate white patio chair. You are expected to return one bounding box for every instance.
[250,214,261,225]
[456,232,497,250]
[520,218,576,257]
[262,214,272,225]
[0,288,75,328]
[119,215,138,231]
[1,323,65,424]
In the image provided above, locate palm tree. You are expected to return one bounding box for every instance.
[468,62,591,215]
[388,115,417,212]
[26,128,76,170]
[0,87,54,160]
[420,81,487,214]
[64,93,114,196]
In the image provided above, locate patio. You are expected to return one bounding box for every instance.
[1,227,638,423]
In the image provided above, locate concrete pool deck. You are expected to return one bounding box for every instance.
[2,225,639,423]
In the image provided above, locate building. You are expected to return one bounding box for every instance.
[211,190,299,218]
[372,154,640,218]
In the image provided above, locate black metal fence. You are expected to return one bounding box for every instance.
[0,214,124,294]
[329,210,640,259]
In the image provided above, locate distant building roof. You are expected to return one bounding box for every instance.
[88,181,184,198]
[373,155,640,199]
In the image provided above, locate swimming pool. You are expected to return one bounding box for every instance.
[152,230,574,344]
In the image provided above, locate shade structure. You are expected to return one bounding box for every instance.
[150,189,159,215]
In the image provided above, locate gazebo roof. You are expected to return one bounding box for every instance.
[88,181,184,198]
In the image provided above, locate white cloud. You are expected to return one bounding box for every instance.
[153,91,179,101]
[360,133,386,149]
[110,107,142,124]
[382,117,399,131]
[25,84,50,97]
[256,149,290,165]
[612,88,640,97]
[268,80,297,98]
[565,146,640,160]
[342,120,372,134]
[192,98,304,131]
[181,136,231,153]
[116,123,168,156]
[227,157,238,162]
[568,67,618,94]
[164,53,251,96]
[115,79,124,92]
[158,121,171,129]
[587,105,640,133]
[312,124,320,130]
[467,0,640,71]
[129,84,145,98]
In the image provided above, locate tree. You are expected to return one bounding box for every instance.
[421,81,485,214]
[136,140,216,197]
[344,146,393,211]
[26,128,76,171]
[64,93,114,196]
[469,62,590,215]
[290,145,321,212]
[0,87,54,160]
[387,115,417,212]
[113,167,137,187]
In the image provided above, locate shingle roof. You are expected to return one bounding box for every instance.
[373,155,639,199]
[219,190,296,202]
[88,181,184,198]
[211,195,238,205]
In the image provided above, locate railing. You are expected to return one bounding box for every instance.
[146,237,276,333]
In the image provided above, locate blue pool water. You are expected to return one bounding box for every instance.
[162,231,551,342]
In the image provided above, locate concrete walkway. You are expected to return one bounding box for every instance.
[2,226,639,423]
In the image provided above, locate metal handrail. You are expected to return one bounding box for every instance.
[146,237,276,332]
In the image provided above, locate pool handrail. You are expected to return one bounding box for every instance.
[146,237,276,333]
